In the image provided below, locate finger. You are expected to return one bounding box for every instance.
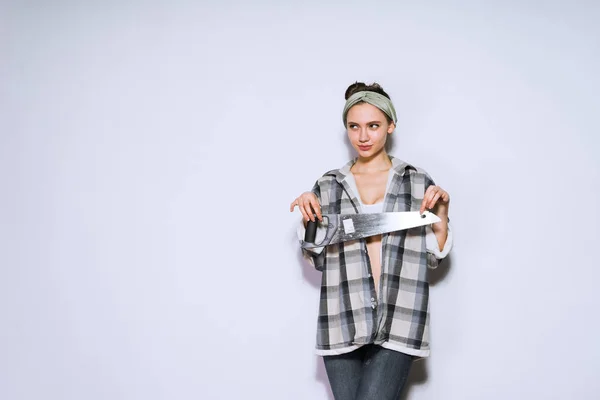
[289,199,298,212]
[437,189,448,201]
[310,199,322,221]
[421,191,433,213]
[420,196,428,214]
[423,185,438,211]
[433,187,449,203]
[302,201,316,222]
[429,192,442,209]
[425,185,437,196]
[298,202,310,222]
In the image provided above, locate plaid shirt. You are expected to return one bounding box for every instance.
[301,156,449,358]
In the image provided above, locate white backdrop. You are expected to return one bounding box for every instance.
[1,1,599,399]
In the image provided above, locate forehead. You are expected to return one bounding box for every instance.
[346,102,387,122]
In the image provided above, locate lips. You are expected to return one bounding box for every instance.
[358,145,372,151]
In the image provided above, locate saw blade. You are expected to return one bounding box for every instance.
[301,211,441,249]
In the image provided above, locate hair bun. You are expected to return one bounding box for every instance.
[345,82,366,100]
[344,81,390,100]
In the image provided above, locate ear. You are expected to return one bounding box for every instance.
[387,122,395,134]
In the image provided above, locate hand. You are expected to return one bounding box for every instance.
[420,185,450,217]
[290,192,322,222]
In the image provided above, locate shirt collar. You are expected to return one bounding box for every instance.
[330,155,413,183]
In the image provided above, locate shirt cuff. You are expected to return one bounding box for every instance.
[425,222,453,259]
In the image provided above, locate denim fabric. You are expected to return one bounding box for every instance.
[323,345,413,400]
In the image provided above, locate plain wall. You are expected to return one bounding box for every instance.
[1,1,599,399]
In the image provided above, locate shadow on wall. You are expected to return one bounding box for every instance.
[296,248,335,400]
[316,355,336,400]
[400,254,453,399]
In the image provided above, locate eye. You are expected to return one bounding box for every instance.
[349,124,358,129]
[369,124,380,129]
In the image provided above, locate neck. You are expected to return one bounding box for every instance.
[352,151,392,173]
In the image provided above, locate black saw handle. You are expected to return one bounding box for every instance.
[304,218,318,243]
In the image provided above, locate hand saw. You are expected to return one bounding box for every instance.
[301,211,441,249]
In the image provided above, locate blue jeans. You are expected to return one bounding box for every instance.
[323,344,413,400]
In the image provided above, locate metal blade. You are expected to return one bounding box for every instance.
[301,211,441,249]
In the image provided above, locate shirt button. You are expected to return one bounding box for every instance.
[368,273,372,278]
[371,297,375,302]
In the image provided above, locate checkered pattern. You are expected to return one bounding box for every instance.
[302,156,445,358]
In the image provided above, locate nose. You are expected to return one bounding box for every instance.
[358,128,369,143]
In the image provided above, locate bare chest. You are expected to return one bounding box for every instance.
[352,170,389,205]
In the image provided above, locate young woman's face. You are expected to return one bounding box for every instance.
[346,103,395,158]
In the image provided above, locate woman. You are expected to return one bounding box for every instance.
[289,82,453,400]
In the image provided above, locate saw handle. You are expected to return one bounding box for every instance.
[304,219,318,243]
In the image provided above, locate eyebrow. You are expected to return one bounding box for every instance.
[347,120,382,125]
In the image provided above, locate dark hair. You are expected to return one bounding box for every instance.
[344,81,391,101]
[344,82,393,124]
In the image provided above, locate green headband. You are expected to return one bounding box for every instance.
[342,91,397,126]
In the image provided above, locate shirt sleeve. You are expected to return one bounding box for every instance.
[425,222,453,259]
